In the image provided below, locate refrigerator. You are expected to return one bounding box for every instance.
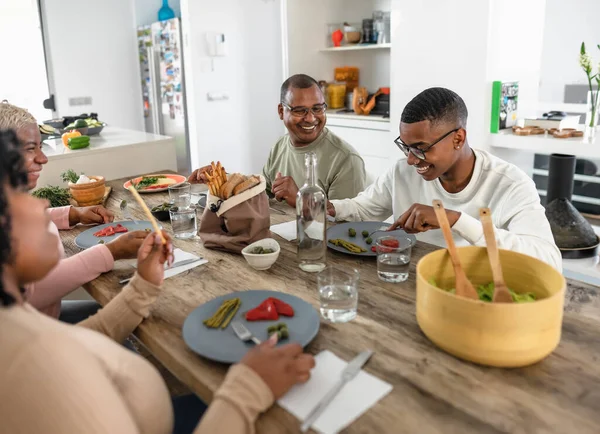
[137,18,190,174]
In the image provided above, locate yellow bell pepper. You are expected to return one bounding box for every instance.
[62,130,81,147]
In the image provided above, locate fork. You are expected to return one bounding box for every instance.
[231,322,261,345]
[368,225,390,237]
[120,200,137,223]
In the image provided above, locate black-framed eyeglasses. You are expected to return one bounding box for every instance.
[394,128,460,160]
[281,102,327,117]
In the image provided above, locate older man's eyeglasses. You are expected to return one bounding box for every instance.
[281,102,327,118]
[394,128,460,160]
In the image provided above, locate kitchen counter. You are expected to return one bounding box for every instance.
[562,223,600,287]
[38,127,178,187]
[327,111,391,132]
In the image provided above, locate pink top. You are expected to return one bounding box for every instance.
[25,206,114,318]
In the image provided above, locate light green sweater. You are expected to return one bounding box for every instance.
[262,128,366,200]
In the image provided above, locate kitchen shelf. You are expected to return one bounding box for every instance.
[320,43,391,52]
[489,130,600,160]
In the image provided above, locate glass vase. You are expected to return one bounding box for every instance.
[585,90,598,140]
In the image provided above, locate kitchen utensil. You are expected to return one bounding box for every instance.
[368,225,390,237]
[479,208,513,303]
[432,200,479,300]
[182,290,319,364]
[127,186,167,244]
[326,222,416,257]
[416,246,565,367]
[119,258,203,284]
[300,350,374,432]
[120,200,138,223]
[75,220,157,249]
[231,322,261,345]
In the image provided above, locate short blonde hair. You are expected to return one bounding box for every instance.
[0,101,37,131]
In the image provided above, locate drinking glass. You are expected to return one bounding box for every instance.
[375,236,413,283]
[317,267,359,323]
[169,207,197,239]
[169,182,191,209]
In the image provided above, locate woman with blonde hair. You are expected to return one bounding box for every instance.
[0,101,147,322]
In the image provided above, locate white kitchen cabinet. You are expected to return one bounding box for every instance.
[327,123,398,184]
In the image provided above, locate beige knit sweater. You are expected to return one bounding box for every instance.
[0,274,274,433]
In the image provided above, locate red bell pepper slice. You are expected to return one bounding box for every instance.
[245,299,279,321]
[267,297,294,317]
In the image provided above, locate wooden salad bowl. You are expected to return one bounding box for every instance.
[68,176,106,206]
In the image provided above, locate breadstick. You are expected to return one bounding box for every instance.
[127,186,167,244]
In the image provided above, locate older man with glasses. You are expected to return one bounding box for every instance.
[260,74,366,208]
[328,87,561,270]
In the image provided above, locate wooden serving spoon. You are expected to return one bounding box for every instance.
[432,200,479,300]
[479,208,513,303]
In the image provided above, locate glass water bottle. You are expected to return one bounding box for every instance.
[296,152,327,272]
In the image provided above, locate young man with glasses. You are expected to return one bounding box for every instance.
[328,87,561,269]
[261,74,366,208]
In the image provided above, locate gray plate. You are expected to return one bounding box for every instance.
[183,290,320,364]
[74,220,156,249]
[326,221,417,257]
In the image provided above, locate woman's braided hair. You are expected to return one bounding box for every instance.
[0,129,30,306]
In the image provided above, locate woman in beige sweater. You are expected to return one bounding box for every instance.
[0,128,315,434]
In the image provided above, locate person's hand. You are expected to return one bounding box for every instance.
[69,205,114,226]
[389,203,461,234]
[105,230,149,261]
[136,231,174,286]
[327,201,336,217]
[241,334,315,400]
[272,172,299,208]
[188,165,212,184]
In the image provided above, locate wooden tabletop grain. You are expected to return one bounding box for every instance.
[59,175,600,434]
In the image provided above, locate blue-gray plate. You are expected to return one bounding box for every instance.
[182,290,320,364]
[74,220,156,249]
[326,221,416,257]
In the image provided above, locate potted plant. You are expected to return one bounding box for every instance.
[61,169,105,206]
[579,42,600,139]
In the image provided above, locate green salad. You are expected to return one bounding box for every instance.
[429,279,536,303]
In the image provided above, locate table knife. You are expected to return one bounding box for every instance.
[300,349,374,432]
[119,258,202,284]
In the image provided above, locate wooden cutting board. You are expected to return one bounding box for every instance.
[70,186,112,207]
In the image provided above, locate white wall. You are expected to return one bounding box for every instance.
[41,0,143,130]
[181,0,283,174]
[539,0,600,103]
[135,0,181,26]
[391,0,490,151]
[0,0,52,122]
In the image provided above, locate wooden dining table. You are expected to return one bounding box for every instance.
[59,174,600,434]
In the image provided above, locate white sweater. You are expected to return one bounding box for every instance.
[331,149,562,270]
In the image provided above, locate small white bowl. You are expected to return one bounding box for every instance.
[242,238,281,271]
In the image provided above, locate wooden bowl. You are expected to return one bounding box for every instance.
[416,246,565,367]
[68,176,106,206]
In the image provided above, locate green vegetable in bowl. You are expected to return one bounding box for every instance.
[250,246,275,254]
[429,279,536,303]
[32,186,71,207]
[151,202,173,212]
[60,169,80,184]
[348,228,357,237]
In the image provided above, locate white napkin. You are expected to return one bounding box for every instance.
[270,220,325,241]
[270,220,297,241]
[278,350,393,434]
[125,248,207,279]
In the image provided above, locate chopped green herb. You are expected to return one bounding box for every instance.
[32,186,71,207]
